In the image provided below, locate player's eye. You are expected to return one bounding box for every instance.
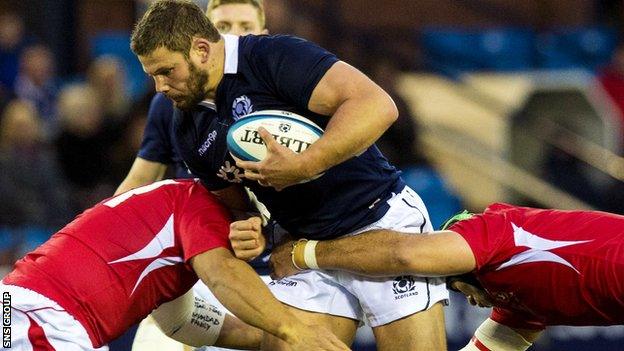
[160,68,173,77]
[216,23,231,33]
[154,68,173,77]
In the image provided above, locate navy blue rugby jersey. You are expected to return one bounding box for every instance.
[173,34,404,239]
[138,93,194,178]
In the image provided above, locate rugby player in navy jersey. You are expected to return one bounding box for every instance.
[118,2,271,351]
[131,1,449,350]
[116,0,267,195]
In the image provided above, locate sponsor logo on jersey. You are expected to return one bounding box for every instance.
[198,130,218,156]
[216,160,244,183]
[392,275,418,300]
[232,95,253,120]
[497,223,593,274]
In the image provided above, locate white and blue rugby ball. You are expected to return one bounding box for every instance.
[227,110,324,162]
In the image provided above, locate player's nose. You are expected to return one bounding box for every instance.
[154,76,170,93]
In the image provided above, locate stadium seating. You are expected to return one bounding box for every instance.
[421,26,618,75]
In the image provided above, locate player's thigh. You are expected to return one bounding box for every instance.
[261,305,359,350]
[372,301,447,351]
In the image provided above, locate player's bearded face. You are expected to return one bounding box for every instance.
[171,59,209,111]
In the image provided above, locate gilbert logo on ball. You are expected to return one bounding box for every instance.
[227,110,324,162]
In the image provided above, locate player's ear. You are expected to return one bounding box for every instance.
[191,37,211,63]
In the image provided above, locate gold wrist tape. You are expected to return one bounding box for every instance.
[291,239,308,270]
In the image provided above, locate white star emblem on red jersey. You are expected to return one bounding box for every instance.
[496,223,593,274]
[108,215,183,295]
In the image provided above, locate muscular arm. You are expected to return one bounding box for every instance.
[302,61,398,175]
[115,157,167,195]
[190,247,303,343]
[237,61,397,189]
[320,230,475,276]
[273,230,476,278]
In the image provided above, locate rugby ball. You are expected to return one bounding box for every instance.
[227,110,324,162]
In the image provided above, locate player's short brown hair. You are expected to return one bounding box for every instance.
[131,0,221,57]
[206,0,265,28]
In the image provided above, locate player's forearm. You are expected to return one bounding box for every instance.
[312,230,419,276]
[192,249,303,343]
[207,260,301,342]
[115,158,167,195]
[116,177,153,195]
[302,93,397,175]
[302,230,475,277]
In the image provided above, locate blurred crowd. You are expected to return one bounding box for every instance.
[0,9,153,275]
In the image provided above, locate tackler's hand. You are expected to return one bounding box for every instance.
[229,217,265,261]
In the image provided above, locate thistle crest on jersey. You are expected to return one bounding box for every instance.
[232,95,253,120]
[216,160,243,183]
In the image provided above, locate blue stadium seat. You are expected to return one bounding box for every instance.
[420,28,535,76]
[0,227,16,251]
[91,31,150,100]
[535,27,618,71]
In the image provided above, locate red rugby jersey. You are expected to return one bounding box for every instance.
[4,179,231,347]
[451,203,624,330]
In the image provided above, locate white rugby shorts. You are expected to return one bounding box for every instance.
[0,282,108,351]
[267,185,450,327]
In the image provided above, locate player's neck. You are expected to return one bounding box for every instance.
[204,38,225,100]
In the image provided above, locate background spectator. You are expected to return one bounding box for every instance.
[87,55,131,122]
[14,44,59,134]
[0,99,71,228]
[0,11,29,92]
[55,84,116,211]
